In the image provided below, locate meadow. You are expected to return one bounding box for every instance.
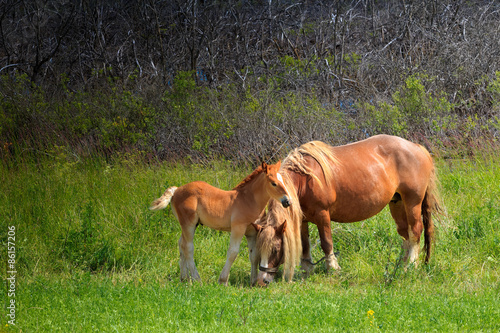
[1,151,499,332]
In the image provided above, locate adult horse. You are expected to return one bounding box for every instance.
[253,135,440,286]
[150,161,291,285]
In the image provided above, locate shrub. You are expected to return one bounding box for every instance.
[359,75,456,138]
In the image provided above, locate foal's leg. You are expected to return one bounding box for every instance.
[245,229,259,286]
[300,221,314,277]
[218,224,246,285]
[179,222,201,281]
[178,235,189,281]
[315,211,341,271]
[175,200,201,282]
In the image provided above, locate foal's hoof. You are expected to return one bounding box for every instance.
[217,278,229,286]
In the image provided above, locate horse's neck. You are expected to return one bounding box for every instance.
[235,172,269,208]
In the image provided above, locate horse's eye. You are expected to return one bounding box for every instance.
[271,182,277,187]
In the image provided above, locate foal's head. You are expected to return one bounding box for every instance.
[253,217,287,286]
[253,192,298,286]
[262,161,291,208]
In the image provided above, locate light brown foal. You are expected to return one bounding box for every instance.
[150,161,291,285]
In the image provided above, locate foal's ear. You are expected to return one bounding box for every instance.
[262,161,268,172]
[277,219,287,235]
[251,223,263,233]
[276,160,281,169]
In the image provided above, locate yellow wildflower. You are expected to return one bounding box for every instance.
[367,310,375,327]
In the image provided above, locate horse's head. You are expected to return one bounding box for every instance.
[262,161,291,208]
[253,218,287,286]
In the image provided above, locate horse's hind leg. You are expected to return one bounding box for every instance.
[389,196,410,262]
[404,201,424,266]
[178,235,189,281]
[179,224,201,281]
[390,193,423,267]
[176,206,201,282]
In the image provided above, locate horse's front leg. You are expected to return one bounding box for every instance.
[300,221,314,278]
[218,224,246,285]
[316,211,341,271]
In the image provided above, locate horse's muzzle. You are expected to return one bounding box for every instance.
[281,197,291,208]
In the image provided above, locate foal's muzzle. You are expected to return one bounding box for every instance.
[257,266,278,287]
[281,197,291,208]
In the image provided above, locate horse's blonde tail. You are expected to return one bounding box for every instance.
[150,187,178,211]
[422,166,440,264]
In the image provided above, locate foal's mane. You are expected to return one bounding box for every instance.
[282,140,338,188]
[232,164,264,190]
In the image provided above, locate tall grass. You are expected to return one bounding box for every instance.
[1,151,499,331]
[0,153,248,281]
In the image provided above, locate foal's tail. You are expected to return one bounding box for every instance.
[421,167,441,264]
[150,187,178,211]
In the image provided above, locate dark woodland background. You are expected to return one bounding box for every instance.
[1,0,500,162]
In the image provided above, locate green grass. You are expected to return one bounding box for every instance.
[14,276,500,332]
[1,153,500,332]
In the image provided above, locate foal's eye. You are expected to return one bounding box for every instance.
[271,182,277,187]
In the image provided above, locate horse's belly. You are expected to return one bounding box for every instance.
[330,204,386,223]
[330,192,392,223]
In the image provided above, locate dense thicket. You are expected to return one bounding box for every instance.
[1,0,499,161]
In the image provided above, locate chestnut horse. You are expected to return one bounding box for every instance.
[150,161,291,285]
[254,135,440,286]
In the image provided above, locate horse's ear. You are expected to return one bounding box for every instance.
[276,160,281,169]
[252,223,262,233]
[262,161,268,173]
[277,219,287,235]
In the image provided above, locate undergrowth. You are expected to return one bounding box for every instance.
[1,72,499,163]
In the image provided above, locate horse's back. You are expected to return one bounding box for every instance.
[334,135,432,172]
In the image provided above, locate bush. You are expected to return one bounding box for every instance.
[358,75,455,138]
[1,70,499,163]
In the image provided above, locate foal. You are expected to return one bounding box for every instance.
[150,161,291,285]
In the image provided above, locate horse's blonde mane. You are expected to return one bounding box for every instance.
[257,141,338,281]
[280,171,303,281]
[256,171,303,281]
[282,141,338,188]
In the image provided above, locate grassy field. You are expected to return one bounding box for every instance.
[1,152,500,332]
